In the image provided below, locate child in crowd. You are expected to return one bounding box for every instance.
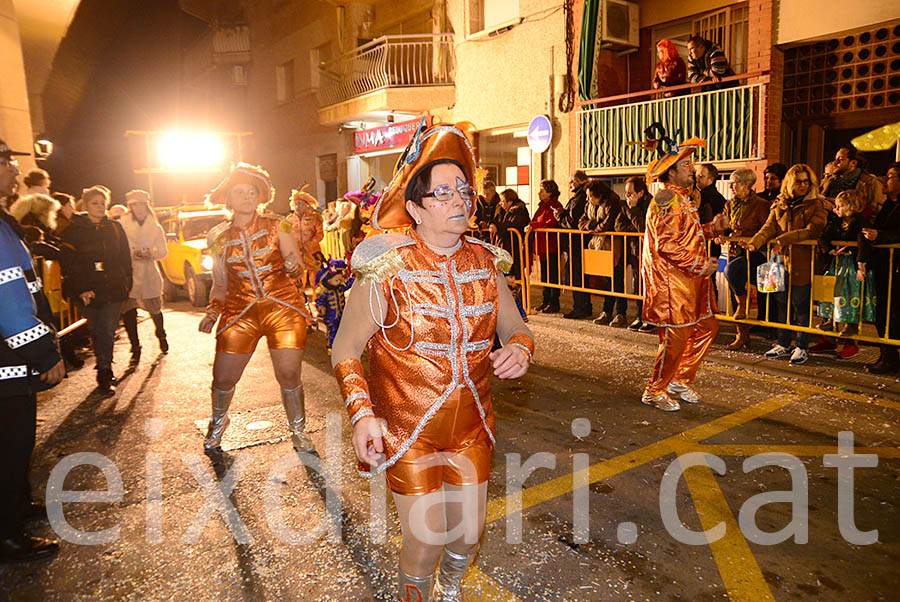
[813,190,875,358]
[315,259,353,353]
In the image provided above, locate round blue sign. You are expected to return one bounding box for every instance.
[527,115,553,153]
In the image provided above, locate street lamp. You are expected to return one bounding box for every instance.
[156,131,226,170]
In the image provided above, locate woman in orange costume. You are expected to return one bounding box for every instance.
[198,163,313,452]
[286,186,325,310]
[331,120,534,602]
[641,133,727,411]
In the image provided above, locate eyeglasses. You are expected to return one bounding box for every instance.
[0,158,18,168]
[795,178,811,185]
[423,183,474,204]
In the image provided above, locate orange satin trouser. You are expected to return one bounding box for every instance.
[216,299,308,354]
[385,389,494,496]
[646,315,718,396]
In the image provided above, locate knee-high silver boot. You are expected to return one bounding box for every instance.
[204,387,235,450]
[281,385,313,451]
[434,548,475,601]
[397,569,434,602]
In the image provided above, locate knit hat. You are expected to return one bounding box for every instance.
[125,189,151,205]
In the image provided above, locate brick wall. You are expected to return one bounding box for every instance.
[747,0,782,181]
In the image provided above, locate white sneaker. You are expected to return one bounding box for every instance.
[764,344,790,359]
[641,391,680,412]
[789,347,809,365]
[667,380,701,403]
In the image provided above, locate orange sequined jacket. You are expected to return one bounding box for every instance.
[347,230,513,476]
[641,186,718,327]
[206,213,307,335]
[286,210,324,268]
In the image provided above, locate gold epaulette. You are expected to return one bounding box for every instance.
[350,232,415,283]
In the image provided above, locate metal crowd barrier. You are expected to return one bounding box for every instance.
[38,258,86,336]
[321,229,348,261]
[523,228,900,347]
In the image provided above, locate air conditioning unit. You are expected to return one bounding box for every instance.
[601,0,639,49]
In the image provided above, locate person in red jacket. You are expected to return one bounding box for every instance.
[526,179,564,313]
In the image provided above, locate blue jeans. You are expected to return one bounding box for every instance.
[772,284,811,350]
[81,301,124,371]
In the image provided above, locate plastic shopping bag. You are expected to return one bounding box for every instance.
[756,253,786,293]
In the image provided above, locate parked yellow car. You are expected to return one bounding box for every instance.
[157,205,229,306]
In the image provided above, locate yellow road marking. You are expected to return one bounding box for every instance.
[696,444,900,458]
[465,565,523,602]
[488,393,805,523]
[677,451,776,602]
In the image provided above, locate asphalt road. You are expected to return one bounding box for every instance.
[2,300,898,601]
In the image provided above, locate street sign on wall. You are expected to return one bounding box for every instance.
[527,115,553,153]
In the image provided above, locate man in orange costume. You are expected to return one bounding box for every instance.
[641,135,727,411]
[331,119,533,601]
[286,186,324,309]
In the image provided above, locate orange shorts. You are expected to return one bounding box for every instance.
[216,299,308,354]
[385,389,494,496]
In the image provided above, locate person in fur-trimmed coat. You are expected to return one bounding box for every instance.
[119,190,168,362]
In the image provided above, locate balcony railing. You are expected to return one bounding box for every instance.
[316,34,454,107]
[577,73,768,172]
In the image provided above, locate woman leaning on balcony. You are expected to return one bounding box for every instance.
[721,168,772,350]
[652,39,687,98]
[740,164,828,366]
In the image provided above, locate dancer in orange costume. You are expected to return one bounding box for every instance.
[641,132,727,411]
[286,185,324,311]
[331,119,533,601]
[198,163,313,452]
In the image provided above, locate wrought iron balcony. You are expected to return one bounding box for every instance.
[577,74,768,172]
[316,34,454,108]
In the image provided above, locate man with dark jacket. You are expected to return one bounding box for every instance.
[760,163,788,203]
[861,162,900,374]
[60,186,132,393]
[617,176,653,331]
[0,138,64,563]
[687,35,736,90]
[822,147,885,216]
[558,171,592,319]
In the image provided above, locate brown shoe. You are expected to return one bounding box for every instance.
[726,325,750,350]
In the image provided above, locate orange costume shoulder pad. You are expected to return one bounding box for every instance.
[350,231,416,283]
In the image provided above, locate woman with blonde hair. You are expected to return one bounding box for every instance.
[9,193,60,239]
[741,164,829,366]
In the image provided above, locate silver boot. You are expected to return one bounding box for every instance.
[434,548,475,601]
[281,385,313,451]
[397,569,434,602]
[204,387,235,450]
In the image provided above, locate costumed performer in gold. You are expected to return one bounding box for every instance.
[641,132,727,411]
[331,119,534,602]
[198,163,314,452]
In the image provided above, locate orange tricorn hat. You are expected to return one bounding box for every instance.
[370,118,478,231]
[205,162,275,207]
[644,130,705,186]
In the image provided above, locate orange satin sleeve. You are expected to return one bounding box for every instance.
[334,358,374,426]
